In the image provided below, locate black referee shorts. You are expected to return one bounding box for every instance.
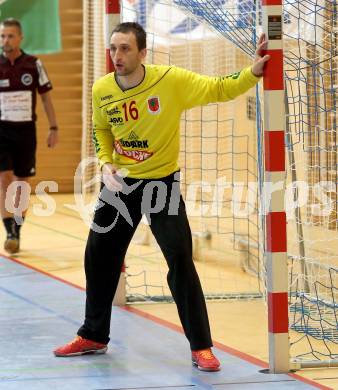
[0,121,37,177]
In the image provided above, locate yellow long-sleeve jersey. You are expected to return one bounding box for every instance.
[92,64,260,179]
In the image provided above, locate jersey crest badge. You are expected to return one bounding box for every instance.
[21,73,33,86]
[147,96,160,114]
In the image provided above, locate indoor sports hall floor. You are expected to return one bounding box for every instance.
[0,194,337,390]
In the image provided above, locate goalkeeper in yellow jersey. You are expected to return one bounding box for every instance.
[54,22,269,371]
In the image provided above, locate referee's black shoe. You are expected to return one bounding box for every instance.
[4,233,20,254]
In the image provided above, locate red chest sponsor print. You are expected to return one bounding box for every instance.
[147,96,161,114]
[114,140,153,162]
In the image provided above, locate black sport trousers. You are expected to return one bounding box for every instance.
[77,172,212,350]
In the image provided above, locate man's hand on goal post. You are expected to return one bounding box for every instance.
[251,33,270,77]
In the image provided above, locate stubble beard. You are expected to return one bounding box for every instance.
[2,45,13,53]
[115,61,140,77]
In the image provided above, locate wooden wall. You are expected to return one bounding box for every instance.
[30,0,83,193]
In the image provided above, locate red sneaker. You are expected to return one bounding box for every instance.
[54,336,107,357]
[191,348,221,371]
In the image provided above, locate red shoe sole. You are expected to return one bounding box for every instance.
[192,360,221,372]
[54,346,107,357]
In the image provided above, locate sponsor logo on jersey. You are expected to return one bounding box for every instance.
[106,106,121,115]
[114,140,152,162]
[109,116,124,125]
[128,131,138,140]
[0,79,10,87]
[107,106,124,126]
[101,94,113,101]
[147,96,160,114]
[225,71,241,80]
[119,138,149,148]
[21,73,33,86]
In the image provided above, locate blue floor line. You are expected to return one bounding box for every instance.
[0,284,82,327]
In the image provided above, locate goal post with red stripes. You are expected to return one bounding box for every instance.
[262,0,290,373]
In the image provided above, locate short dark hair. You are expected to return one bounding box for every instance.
[111,22,146,50]
[0,18,22,33]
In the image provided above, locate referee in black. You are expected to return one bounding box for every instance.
[0,18,59,254]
